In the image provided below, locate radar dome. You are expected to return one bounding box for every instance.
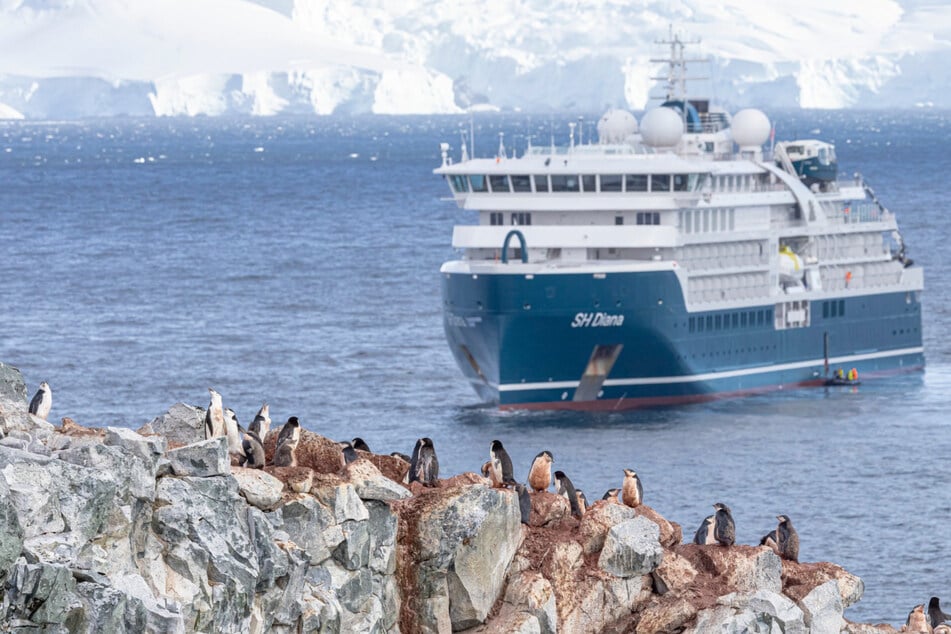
[597,109,638,144]
[732,108,771,148]
[640,107,683,148]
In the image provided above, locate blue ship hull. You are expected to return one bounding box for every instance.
[442,269,924,409]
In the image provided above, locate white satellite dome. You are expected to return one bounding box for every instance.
[732,108,771,148]
[597,109,638,144]
[640,107,683,148]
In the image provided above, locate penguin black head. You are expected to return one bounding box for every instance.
[777,514,792,525]
[422,437,435,448]
[553,470,566,480]
[352,437,370,452]
[713,502,731,514]
[535,450,553,461]
[602,488,620,500]
[623,468,637,478]
[490,439,504,452]
[287,416,299,427]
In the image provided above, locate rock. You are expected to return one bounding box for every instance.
[636,504,682,549]
[366,500,398,576]
[279,495,340,565]
[579,500,638,554]
[232,467,284,511]
[2,559,85,628]
[312,481,370,523]
[399,484,523,632]
[688,590,806,633]
[344,458,411,501]
[0,472,24,587]
[265,427,343,474]
[363,452,410,484]
[165,436,230,477]
[800,579,844,633]
[503,571,557,634]
[138,402,205,446]
[266,465,314,493]
[104,426,166,468]
[57,441,157,502]
[636,595,698,634]
[682,544,782,595]
[0,362,29,435]
[782,560,865,608]
[529,491,571,527]
[599,515,663,578]
[651,549,698,594]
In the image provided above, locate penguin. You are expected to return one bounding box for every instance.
[409,437,439,486]
[248,403,270,439]
[621,468,643,508]
[271,416,301,467]
[713,502,735,546]
[693,515,717,545]
[481,460,500,487]
[391,452,411,463]
[527,451,553,493]
[514,483,532,525]
[28,381,52,420]
[339,441,359,467]
[602,488,620,503]
[906,604,932,633]
[204,388,226,439]
[576,489,589,513]
[929,597,951,628]
[352,437,371,452]
[224,408,246,460]
[553,470,583,518]
[240,431,265,469]
[760,514,799,562]
[489,440,517,488]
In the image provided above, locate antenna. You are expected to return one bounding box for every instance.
[578,116,584,146]
[569,121,576,149]
[459,128,469,162]
[498,131,505,159]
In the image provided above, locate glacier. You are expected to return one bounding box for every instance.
[0,0,949,119]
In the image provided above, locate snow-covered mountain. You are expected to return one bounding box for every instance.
[0,0,948,119]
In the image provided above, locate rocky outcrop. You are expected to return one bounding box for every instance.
[0,363,894,632]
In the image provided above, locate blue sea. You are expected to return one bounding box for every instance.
[1,111,949,626]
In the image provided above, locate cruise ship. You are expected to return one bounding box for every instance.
[434,34,924,410]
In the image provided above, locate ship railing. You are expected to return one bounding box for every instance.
[825,202,884,224]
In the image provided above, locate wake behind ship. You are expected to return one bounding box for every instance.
[434,34,924,410]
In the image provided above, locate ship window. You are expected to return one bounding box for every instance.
[715,315,722,329]
[582,175,596,192]
[511,212,532,225]
[601,174,623,192]
[822,301,829,318]
[702,210,710,232]
[741,312,748,326]
[615,216,624,225]
[636,212,660,225]
[731,313,738,328]
[490,212,504,225]
[757,310,765,325]
[729,208,735,230]
[697,317,704,332]
[511,174,532,192]
[706,316,713,330]
[766,308,773,322]
[450,175,469,193]
[470,174,488,192]
[689,317,695,333]
[838,299,845,316]
[673,174,689,191]
[652,175,671,192]
[550,175,579,192]
[533,175,549,192]
[489,175,510,192]
[694,212,701,233]
[625,174,648,192]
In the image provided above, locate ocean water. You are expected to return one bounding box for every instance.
[1,111,949,626]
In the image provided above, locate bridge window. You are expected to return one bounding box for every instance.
[636,212,660,225]
[601,174,623,192]
[615,216,624,225]
[673,174,689,192]
[489,212,503,225]
[511,212,532,225]
[533,175,549,192]
[625,174,647,192]
[450,175,469,193]
[470,174,488,192]
[511,174,532,192]
[652,174,671,192]
[489,175,510,193]
[550,175,580,192]
[582,175,596,192]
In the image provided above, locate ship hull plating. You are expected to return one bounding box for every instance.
[442,269,924,410]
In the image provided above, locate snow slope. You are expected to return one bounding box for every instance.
[0,0,949,118]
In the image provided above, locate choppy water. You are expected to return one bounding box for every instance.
[1,111,949,625]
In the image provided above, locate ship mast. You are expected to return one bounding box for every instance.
[650,26,708,128]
